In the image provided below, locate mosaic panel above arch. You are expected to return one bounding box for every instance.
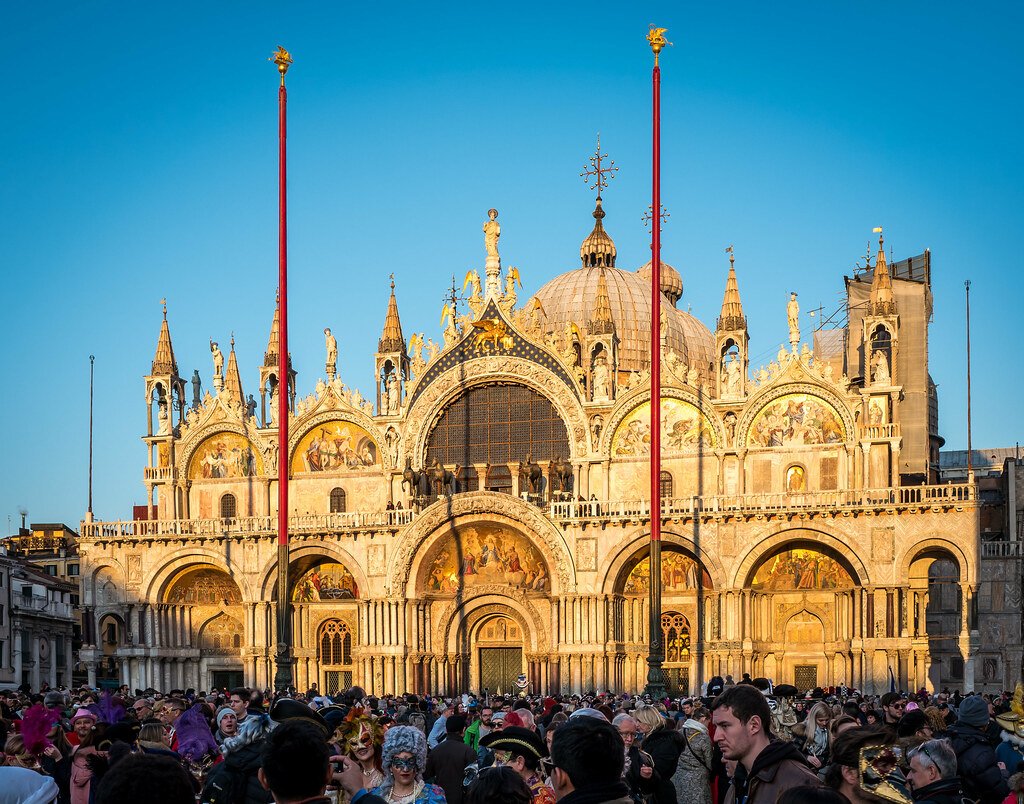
[165,567,242,604]
[291,421,379,473]
[421,524,551,596]
[293,562,359,602]
[612,398,717,457]
[188,433,263,479]
[746,393,846,448]
[749,548,854,591]
[621,550,712,594]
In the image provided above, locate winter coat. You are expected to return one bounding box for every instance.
[623,744,660,804]
[724,740,821,804]
[911,776,968,804]
[949,723,1011,804]
[642,727,685,804]
[672,728,712,804]
[201,740,273,804]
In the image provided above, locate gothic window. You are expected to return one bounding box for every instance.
[220,493,237,519]
[870,326,892,378]
[425,383,570,469]
[329,487,347,513]
[660,471,673,500]
[319,620,352,666]
[661,611,691,664]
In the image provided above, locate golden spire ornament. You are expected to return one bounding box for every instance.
[270,45,293,84]
[647,25,671,65]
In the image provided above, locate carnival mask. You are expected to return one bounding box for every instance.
[859,745,911,804]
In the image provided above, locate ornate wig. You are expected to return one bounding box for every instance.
[379,725,428,793]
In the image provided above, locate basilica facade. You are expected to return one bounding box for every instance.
[78,199,1021,697]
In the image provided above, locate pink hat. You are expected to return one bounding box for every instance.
[71,708,96,724]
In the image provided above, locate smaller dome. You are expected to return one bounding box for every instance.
[638,259,683,306]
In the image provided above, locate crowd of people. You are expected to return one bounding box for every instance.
[0,674,1022,804]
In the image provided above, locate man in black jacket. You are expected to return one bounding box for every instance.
[907,739,966,804]
[948,695,1009,804]
[424,713,477,804]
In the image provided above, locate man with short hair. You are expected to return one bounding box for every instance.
[906,739,964,804]
[880,692,905,726]
[424,714,477,804]
[711,684,820,804]
[229,687,252,725]
[548,715,630,804]
[130,697,154,722]
[428,702,453,748]
[464,706,494,752]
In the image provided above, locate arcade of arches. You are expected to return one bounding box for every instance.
[81,528,981,696]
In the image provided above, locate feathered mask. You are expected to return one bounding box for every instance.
[21,704,61,756]
[335,706,384,753]
[176,703,220,763]
[996,682,1024,739]
[88,691,126,725]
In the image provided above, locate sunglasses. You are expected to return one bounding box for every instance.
[390,757,419,772]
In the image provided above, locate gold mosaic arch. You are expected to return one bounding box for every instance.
[143,551,251,603]
[187,432,263,480]
[165,566,243,604]
[736,383,854,450]
[288,410,390,471]
[418,524,551,596]
[258,543,369,600]
[731,527,870,590]
[177,420,268,480]
[598,528,726,595]
[599,387,722,459]
[390,491,575,595]
[290,421,380,474]
[402,356,588,468]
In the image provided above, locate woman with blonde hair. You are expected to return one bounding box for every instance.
[792,702,832,770]
[633,705,684,804]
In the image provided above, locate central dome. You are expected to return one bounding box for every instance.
[532,265,714,374]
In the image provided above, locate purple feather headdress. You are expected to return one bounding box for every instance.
[176,703,219,762]
[89,691,126,725]
[21,703,61,756]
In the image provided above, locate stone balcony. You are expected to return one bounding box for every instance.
[80,483,976,544]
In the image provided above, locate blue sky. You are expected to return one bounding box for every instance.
[2,1,1021,529]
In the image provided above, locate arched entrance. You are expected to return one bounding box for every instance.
[782,611,826,690]
[909,550,962,690]
[163,566,244,691]
[615,546,712,695]
[474,615,525,696]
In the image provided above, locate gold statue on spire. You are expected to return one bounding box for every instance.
[270,46,293,83]
[647,25,671,65]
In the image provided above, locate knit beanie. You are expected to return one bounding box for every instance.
[957,695,989,727]
[215,706,235,731]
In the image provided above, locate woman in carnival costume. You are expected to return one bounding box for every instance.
[371,725,446,804]
[335,707,386,796]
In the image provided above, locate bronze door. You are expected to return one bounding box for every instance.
[480,647,523,695]
[794,665,818,691]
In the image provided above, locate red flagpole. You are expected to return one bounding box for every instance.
[272,46,293,693]
[645,27,666,699]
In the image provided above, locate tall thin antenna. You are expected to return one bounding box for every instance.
[965,280,973,477]
[88,354,95,517]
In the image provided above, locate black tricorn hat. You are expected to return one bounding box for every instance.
[270,698,330,734]
[480,726,548,759]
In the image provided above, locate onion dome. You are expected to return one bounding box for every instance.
[637,259,684,307]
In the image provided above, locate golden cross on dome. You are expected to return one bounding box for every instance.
[642,203,670,234]
[580,133,619,198]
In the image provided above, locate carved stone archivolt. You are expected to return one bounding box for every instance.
[599,386,725,458]
[434,597,549,655]
[403,356,588,466]
[288,408,393,471]
[175,414,269,480]
[735,381,856,450]
[387,491,576,595]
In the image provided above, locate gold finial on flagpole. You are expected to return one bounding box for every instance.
[647,25,671,65]
[270,45,293,84]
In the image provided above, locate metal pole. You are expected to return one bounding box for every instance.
[88,354,95,518]
[965,280,972,479]
[272,47,293,693]
[645,28,667,700]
